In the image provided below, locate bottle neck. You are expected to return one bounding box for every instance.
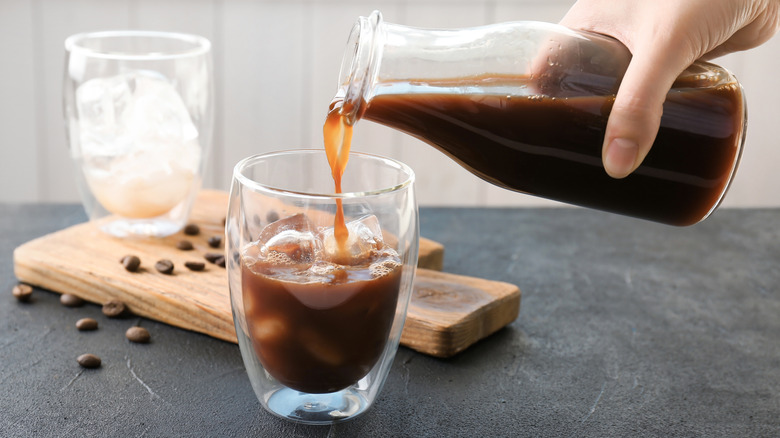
[337,10,385,125]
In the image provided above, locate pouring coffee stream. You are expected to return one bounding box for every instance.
[323,99,353,259]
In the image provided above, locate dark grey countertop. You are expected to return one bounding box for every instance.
[2,204,779,437]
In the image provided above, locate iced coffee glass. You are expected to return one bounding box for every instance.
[64,31,213,237]
[227,149,418,424]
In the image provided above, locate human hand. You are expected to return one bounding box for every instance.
[560,0,780,178]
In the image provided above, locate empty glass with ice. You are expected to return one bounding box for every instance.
[227,150,418,424]
[64,31,213,237]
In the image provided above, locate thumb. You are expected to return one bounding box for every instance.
[602,45,692,179]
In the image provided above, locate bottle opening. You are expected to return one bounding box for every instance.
[337,11,384,125]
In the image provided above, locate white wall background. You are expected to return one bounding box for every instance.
[1,0,778,208]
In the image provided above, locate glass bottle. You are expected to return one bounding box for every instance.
[332,11,746,226]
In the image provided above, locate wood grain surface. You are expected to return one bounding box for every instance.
[402,269,521,357]
[13,190,519,357]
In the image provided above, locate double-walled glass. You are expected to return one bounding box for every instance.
[227,149,418,424]
[64,31,213,237]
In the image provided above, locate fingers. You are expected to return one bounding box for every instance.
[560,0,697,178]
[701,13,780,60]
[559,1,677,178]
[560,0,780,179]
[602,37,696,178]
[602,59,669,178]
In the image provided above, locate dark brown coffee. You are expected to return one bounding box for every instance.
[359,75,743,226]
[242,239,402,394]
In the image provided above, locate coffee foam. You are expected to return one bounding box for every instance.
[243,240,402,283]
[264,250,296,266]
[370,258,402,279]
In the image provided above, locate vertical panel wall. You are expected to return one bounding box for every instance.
[0,0,38,202]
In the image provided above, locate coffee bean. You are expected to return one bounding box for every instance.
[183,223,200,235]
[266,211,280,223]
[204,252,223,264]
[176,240,194,251]
[77,353,101,368]
[102,300,128,318]
[155,259,174,275]
[207,235,222,248]
[76,318,98,331]
[252,214,262,226]
[184,261,205,271]
[204,253,226,268]
[12,284,33,302]
[126,326,151,343]
[60,293,84,307]
[120,255,141,272]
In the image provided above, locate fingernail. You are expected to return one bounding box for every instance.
[604,138,638,178]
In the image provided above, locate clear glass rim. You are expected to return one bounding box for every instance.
[233,149,415,199]
[64,30,211,60]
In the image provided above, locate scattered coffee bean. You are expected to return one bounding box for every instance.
[12,284,33,302]
[60,293,84,307]
[102,300,128,318]
[252,214,262,226]
[155,259,174,275]
[204,253,226,267]
[204,252,223,264]
[120,255,141,272]
[126,326,151,343]
[176,240,194,251]
[266,211,280,223]
[184,261,206,271]
[77,353,101,368]
[76,318,98,331]
[183,223,200,235]
[207,235,222,248]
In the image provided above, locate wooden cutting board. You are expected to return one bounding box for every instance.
[13,190,520,357]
